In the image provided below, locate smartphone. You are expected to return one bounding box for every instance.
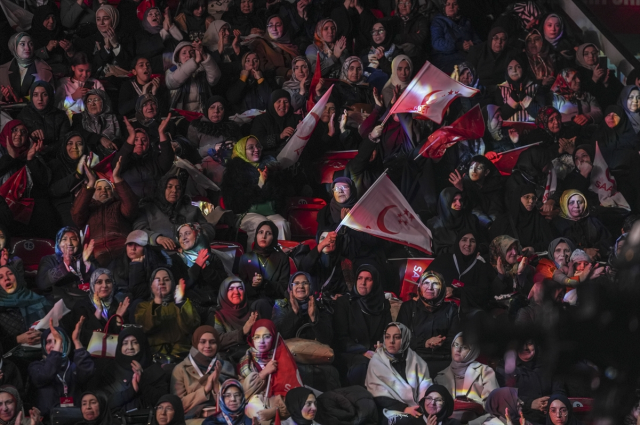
[599,57,608,69]
[84,80,95,89]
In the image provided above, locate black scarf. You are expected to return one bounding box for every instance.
[329,177,358,224]
[30,3,62,49]
[28,81,56,116]
[192,96,239,139]
[252,220,279,258]
[284,387,315,425]
[57,132,88,174]
[114,326,152,370]
[147,175,188,225]
[77,392,110,425]
[352,264,385,315]
[152,395,186,425]
[267,89,295,133]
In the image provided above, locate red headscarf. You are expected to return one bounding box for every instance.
[0,120,29,158]
[247,319,277,348]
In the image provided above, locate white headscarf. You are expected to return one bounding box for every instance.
[383,54,413,91]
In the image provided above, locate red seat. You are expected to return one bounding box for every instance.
[317,151,358,184]
[10,238,56,276]
[370,8,384,18]
[286,197,327,241]
[451,400,485,423]
[569,398,593,422]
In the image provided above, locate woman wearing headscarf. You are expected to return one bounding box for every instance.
[136,7,184,74]
[251,90,300,155]
[246,15,299,79]
[28,319,95,416]
[427,231,498,315]
[306,19,348,78]
[71,89,121,157]
[333,264,392,386]
[524,29,556,87]
[0,385,41,425]
[0,33,53,102]
[434,333,498,409]
[134,174,215,250]
[329,56,374,108]
[430,0,481,74]
[519,106,579,159]
[225,51,274,114]
[427,188,485,256]
[549,68,603,125]
[456,155,506,221]
[540,14,574,67]
[283,56,312,113]
[546,394,583,425]
[318,177,358,229]
[0,120,31,185]
[361,20,400,77]
[221,0,264,36]
[127,94,176,147]
[17,81,71,157]
[467,27,517,90]
[118,57,170,119]
[30,4,69,76]
[0,265,50,353]
[391,0,429,68]
[171,325,235,418]
[0,353,24,394]
[551,189,613,260]
[618,85,640,134]
[381,54,413,107]
[535,237,576,286]
[75,392,110,425]
[152,395,186,425]
[387,384,461,425]
[95,326,168,414]
[202,379,251,425]
[61,268,129,347]
[575,43,622,110]
[495,54,543,122]
[220,136,291,245]
[483,388,531,425]
[489,235,535,297]
[489,184,556,252]
[36,226,96,298]
[365,322,432,420]
[281,387,318,425]
[174,0,213,39]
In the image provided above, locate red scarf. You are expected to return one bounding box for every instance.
[0,120,29,158]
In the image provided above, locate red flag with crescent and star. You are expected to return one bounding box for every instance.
[337,172,432,254]
[276,85,334,169]
[387,61,479,124]
[417,104,485,159]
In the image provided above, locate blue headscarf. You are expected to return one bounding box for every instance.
[40,326,71,359]
[0,265,49,325]
[54,226,83,259]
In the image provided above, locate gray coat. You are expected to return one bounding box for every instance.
[133,201,215,246]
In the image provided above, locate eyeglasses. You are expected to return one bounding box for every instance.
[424,397,444,405]
[223,393,243,400]
[492,36,507,42]
[370,29,385,35]
[398,1,411,5]
[86,98,103,105]
[252,334,273,342]
[292,281,310,286]
[246,144,262,151]
[550,408,568,416]
[333,185,349,193]
[452,342,470,350]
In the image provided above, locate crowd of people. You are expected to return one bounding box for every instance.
[0,0,639,423]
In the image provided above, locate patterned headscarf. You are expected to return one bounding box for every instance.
[551,68,580,101]
[417,271,446,308]
[8,32,33,67]
[313,19,337,51]
[559,189,589,221]
[89,268,114,320]
[512,1,542,31]
[340,56,366,85]
[535,106,561,130]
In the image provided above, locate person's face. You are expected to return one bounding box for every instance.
[94,181,113,203]
[321,22,336,43]
[11,124,28,149]
[521,193,537,211]
[45,333,56,354]
[32,86,49,110]
[347,62,363,83]
[121,335,140,356]
[43,14,56,31]
[384,325,402,354]
[553,242,571,266]
[134,58,152,83]
[293,60,309,82]
[468,161,487,182]
[356,271,374,296]
[489,109,503,130]
[93,273,113,299]
[451,193,463,211]
[574,149,591,168]
[267,17,284,39]
[86,94,103,116]
[240,0,253,13]
[96,10,113,32]
[142,100,157,119]
[627,90,640,113]
[256,224,274,249]
[505,243,519,264]
[252,326,273,353]
[147,8,162,26]
[333,182,351,203]
[66,135,84,160]
[274,98,290,117]
[458,233,476,256]
[227,282,245,305]
[81,394,100,421]
[518,341,535,362]
[207,102,225,123]
[179,46,194,64]
[164,178,182,204]
[223,386,244,411]
[567,72,581,92]
[245,138,262,162]
[568,194,585,218]
[151,270,173,298]
[301,394,317,420]
[444,0,458,17]
[397,0,411,17]
[0,267,18,295]
[451,336,471,362]
[321,102,336,123]
[72,64,91,83]
[59,231,80,256]
[549,400,569,425]
[544,17,561,40]
[397,60,411,83]
[491,32,507,54]
[16,36,33,59]
[0,230,5,250]
[178,226,197,250]
[423,392,444,416]
[220,24,232,44]
[548,112,562,133]
[318,232,336,254]
[197,332,217,357]
[192,2,205,16]
[244,53,259,71]
[459,69,473,86]
[583,46,598,67]
[507,59,523,81]
[155,402,175,425]
[134,131,149,155]
[526,33,543,55]
[574,261,589,272]
[291,274,311,300]
[420,276,442,300]
[605,112,621,128]
[0,393,16,422]
[371,23,386,45]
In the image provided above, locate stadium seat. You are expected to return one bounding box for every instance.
[286,197,327,241]
[10,238,56,277]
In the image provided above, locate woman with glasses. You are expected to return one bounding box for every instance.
[467,27,517,90]
[245,15,299,79]
[70,89,121,157]
[306,19,348,79]
[202,379,251,425]
[152,395,186,425]
[546,394,583,425]
[387,384,461,425]
[430,0,481,74]
[361,20,400,77]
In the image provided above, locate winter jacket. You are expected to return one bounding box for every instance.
[430,13,480,73]
[17,105,70,157]
[272,298,333,345]
[550,92,603,124]
[111,140,174,199]
[332,295,392,355]
[135,25,183,74]
[75,30,135,78]
[315,385,379,425]
[225,76,274,114]
[36,254,96,297]
[134,300,201,356]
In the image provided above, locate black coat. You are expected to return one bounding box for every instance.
[238,250,291,302]
[36,254,95,298]
[61,297,122,348]
[551,215,613,257]
[135,29,180,75]
[467,42,518,89]
[272,298,333,345]
[111,140,174,199]
[17,106,70,158]
[225,77,273,115]
[332,294,391,355]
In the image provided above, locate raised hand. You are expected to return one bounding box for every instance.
[448,169,464,191]
[174,279,186,304]
[391,84,402,105]
[289,289,300,314]
[516,256,528,275]
[112,156,123,183]
[49,318,63,352]
[252,273,263,287]
[496,256,506,275]
[158,113,172,141]
[372,86,383,107]
[132,371,141,392]
[375,46,385,60]
[232,29,241,54]
[123,117,136,145]
[116,297,130,317]
[83,239,95,263]
[333,36,346,58]
[242,311,259,335]
[308,296,317,322]
[0,249,8,266]
[195,249,210,268]
[131,359,144,374]
[72,316,85,349]
[328,112,336,136]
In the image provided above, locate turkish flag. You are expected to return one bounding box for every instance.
[173,109,203,122]
[0,166,34,224]
[590,141,630,210]
[92,152,116,181]
[400,258,433,301]
[306,53,322,112]
[338,173,433,254]
[387,61,479,124]
[488,143,539,176]
[417,104,484,158]
[277,85,334,169]
[542,167,557,203]
[318,150,358,183]
[266,334,303,397]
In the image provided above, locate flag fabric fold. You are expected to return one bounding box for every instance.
[173,109,204,122]
[277,85,334,169]
[488,143,541,176]
[387,61,479,124]
[590,141,630,210]
[266,333,303,397]
[337,173,433,254]
[92,152,116,181]
[306,53,322,112]
[417,104,484,158]
[0,166,34,224]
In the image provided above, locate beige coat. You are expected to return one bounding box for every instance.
[434,361,499,407]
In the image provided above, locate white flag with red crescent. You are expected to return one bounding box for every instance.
[590,142,630,210]
[337,173,432,254]
[276,85,334,169]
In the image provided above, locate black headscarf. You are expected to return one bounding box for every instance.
[545,394,582,425]
[503,183,555,248]
[182,0,207,33]
[505,53,529,93]
[144,174,189,225]
[485,388,520,423]
[513,145,554,186]
[598,105,638,150]
[419,384,455,422]
[285,387,315,425]
[267,90,294,132]
[57,132,89,175]
[352,264,385,315]
[152,394,186,425]
[436,187,467,229]
[329,177,358,224]
[77,392,111,425]
[216,276,251,331]
[30,3,61,49]
[452,228,479,274]
[114,326,152,370]
[28,81,55,116]
[572,144,594,166]
[192,96,240,139]
[369,19,394,50]
[252,220,279,257]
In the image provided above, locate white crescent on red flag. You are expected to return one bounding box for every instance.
[417,104,485,158]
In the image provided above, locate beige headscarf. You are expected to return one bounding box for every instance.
[96,5,119,35]
[384,54,413,90]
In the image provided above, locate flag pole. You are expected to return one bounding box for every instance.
[335,169,388,232]
[264,333,280,404]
